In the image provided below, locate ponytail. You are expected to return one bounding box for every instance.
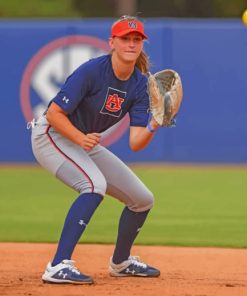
[135,50,150,75]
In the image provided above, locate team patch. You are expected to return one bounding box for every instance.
[128,21,137,29]
[100,87,126,117]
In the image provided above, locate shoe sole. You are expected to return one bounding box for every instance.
[42,275,93,285]
[110,273,148,277]
[109,271,160,277]
[42,279,94,285]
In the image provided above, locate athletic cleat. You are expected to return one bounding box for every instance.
[42,259,93,284]
[109,255,160,277]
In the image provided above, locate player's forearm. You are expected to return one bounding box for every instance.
[129,130,153,151]
[129,119,159,151]
[46,105,85,146]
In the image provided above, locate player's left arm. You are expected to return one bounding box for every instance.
[129,117,159,151]
[128,74,162,151]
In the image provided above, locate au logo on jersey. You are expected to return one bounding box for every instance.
[105,94,124,112]
[100,87,126,117]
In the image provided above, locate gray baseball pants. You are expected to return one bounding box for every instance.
[31,115,154,212]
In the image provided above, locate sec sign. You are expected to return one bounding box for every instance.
[20,35,129,147]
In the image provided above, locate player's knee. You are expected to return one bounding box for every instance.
[77,175,106,196]
[139,191,154,211]
[92,176,107,196]
[129,191,154,212]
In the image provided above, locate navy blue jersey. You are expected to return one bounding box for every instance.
[51,54,149,134]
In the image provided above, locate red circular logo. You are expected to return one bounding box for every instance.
[20,35,129,147]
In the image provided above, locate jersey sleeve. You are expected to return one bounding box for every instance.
[51,63,91,114]
[129,75,149,127]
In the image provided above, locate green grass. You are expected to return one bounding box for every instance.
[0,0,82,18]
[1,165,247,248]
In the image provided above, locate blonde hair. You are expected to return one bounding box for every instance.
[111,15,150,75]
[135,50,150,75]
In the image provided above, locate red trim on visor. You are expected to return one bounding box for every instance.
[111,19,148,39]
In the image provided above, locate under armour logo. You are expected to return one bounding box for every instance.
[128,21,137,29]
[78,220,87,226]
[62,96,69,104]
[58,271,68,279]
[126,268,136,274]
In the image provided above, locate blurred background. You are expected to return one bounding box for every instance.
[1,0,247,164]
[0,0,247,18]
[1,1,247,248]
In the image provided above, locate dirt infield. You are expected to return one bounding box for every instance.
[1,243,247,296]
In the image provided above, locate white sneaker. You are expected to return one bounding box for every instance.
[109,256,160,277]
[42,259,93,284]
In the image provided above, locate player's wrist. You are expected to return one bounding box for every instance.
[76,132,87,146]
[146,122,157,133]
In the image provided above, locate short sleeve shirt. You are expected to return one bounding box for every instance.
[51,54,149,133]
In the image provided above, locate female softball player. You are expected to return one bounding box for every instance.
[31,15,160,284]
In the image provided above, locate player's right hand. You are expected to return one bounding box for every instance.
[80,133,101,151]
